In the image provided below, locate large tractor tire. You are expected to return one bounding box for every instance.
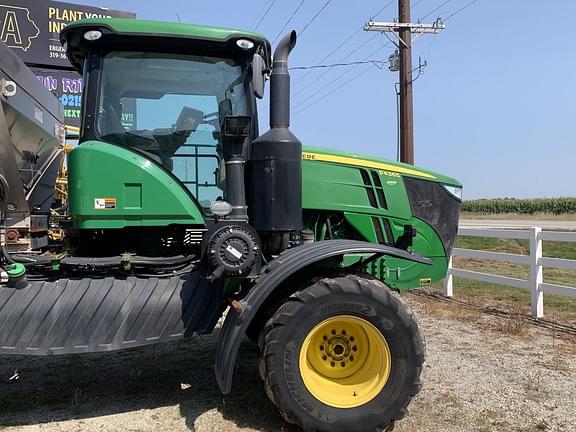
[258,275,425,432]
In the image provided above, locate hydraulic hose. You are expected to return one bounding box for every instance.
[1,245,15,265]
[0,173,14,265]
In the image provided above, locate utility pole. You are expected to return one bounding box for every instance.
[364,1,444,165]
[398,0,413,164]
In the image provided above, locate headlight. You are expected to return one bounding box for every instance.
[210,200,233,217]
[442,184,462,201]
[236,39,254,50]
[83,30,103,41]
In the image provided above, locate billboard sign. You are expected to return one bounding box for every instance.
[0,0,135,68]
[32,67,84,131]
[33,67,137,132]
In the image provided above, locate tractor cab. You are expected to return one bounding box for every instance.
[60,19,274,256]
[94,51,245,204]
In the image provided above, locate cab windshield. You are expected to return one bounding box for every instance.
[95,51,249,207]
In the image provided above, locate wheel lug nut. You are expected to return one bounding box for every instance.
[322,355,327,361]
[331,330,336,335]
[350,356,354,361]
[323,335,327,341]
[350,336,355,342]
[319,345,324,351]
[341,330,347,335]
[340,362,346,367]
[352,346,358,351]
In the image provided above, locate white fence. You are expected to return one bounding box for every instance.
[443,227,576,318]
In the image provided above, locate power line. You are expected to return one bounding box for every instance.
[250,1,272,29]
[293,43,390,110]
[443,0,479,21]
[294,64,375,116]
[293,1,395,89]
[299,0,333,35]
[291,27,362,91]
[293,33,380,98]
[260,33,382,113]
[259,1,395,117]
[411,0,428,11]
[253,0,277,31]
[290,59,388,71]
[371,0,396,18]
[364,1,447,165]
[259,55,384,123]
[420,0,452,20]
[271,0,306,44]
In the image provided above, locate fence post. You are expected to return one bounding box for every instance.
[530,226,544,318]
[443,254,453,297]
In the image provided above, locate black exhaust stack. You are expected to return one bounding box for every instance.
[269,31,296,128]
[249,31,302,253]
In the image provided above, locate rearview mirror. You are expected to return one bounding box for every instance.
[252,53,266,99]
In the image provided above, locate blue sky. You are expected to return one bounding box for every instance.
[70,0,576,199]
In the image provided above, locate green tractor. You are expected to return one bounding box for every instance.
[0,18,461,432]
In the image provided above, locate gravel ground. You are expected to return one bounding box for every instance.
[0,294,574,432]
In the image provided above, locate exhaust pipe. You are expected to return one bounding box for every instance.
[270,31,297,128]
[249,31,302,252]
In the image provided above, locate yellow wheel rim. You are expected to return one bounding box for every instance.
[299,315,391,409]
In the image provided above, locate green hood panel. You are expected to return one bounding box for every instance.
[302,146,461,186]
[301,145,461,289]
[302,157,413,220]
[68,141,205,229]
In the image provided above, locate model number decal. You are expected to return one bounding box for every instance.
[379,170,401,178]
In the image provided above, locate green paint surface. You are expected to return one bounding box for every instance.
[63,18,267,44]
[301,146,460,289]
[68,141,205,229]
[303,145,461,186]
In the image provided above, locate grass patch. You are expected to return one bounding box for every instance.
[456,235,529,253]
[543,240,576,260]
[433,230,576,322]
[461,212,576,221]
[428,278,576,324]
[455,235,576,289]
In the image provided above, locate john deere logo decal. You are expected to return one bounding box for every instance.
[0,5,39,52]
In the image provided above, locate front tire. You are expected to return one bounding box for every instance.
[259,275,425,432]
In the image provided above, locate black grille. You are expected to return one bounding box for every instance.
[360,169,388,210]
[370,171,388,209]
[360,169,378,208]
[370,217,395,245]
[371,217,385,243]
[382,218,394,244]
[404,177,461,256]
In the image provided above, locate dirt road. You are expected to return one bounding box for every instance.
[1,295,575,432]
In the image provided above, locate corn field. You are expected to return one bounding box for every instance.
[462,198,576,214]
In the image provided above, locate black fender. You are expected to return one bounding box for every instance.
[214,239,431,394]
